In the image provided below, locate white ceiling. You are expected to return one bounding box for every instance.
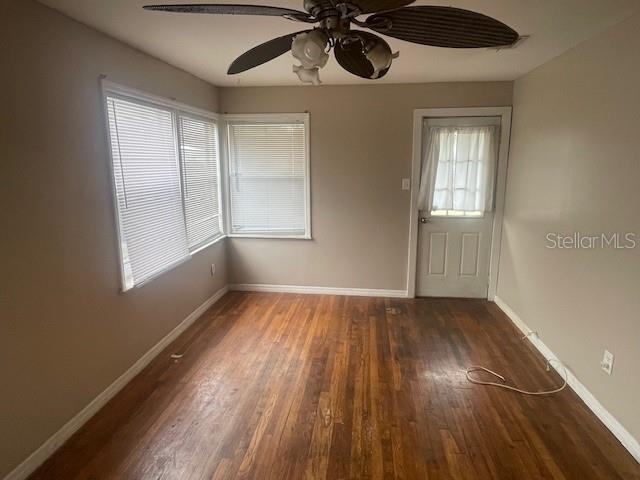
[40,0,640,86]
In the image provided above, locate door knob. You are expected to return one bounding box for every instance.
[420,217,430,224]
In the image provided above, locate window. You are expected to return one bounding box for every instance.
[225,114,310,238]
[417,124,498,218]
[178,113,222,249]
[104,84,221,291]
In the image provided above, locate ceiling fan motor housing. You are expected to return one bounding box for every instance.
[319,16,352,40]
[303,0,346,18]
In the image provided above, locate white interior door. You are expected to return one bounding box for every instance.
[415,116,501,298]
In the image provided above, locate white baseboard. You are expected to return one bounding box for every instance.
[493,296,640,464]
[4,285,229,480]
[229,283,408,298]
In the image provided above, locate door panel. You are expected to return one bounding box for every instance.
[417,215,493,298]
[460,233,480,276]
[428,232,447,275]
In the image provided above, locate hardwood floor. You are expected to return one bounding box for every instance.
[31,292,640,479]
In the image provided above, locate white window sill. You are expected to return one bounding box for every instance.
[228,233,312,240]
[119,234,227,294]
[189,234,227,255]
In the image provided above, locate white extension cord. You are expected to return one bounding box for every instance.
[465,332,568,396]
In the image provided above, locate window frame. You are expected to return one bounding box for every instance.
[101,80,224,292]
[221,113,312,240]
[177,110,225,253]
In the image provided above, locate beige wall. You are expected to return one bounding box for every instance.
[0,2,228,477]
[498,12,640,442]
[220,82,513,290]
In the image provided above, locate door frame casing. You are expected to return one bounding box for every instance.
[406,107,512,299]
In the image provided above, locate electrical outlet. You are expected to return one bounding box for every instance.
[600,350,614,375]
[210,264,216,277]
[401,178,411,191]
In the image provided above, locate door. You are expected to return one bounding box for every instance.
[416,116,501,298]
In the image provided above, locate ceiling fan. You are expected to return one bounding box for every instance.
[143,1,520,84]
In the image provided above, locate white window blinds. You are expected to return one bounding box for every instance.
[105,88,222,291]
[227,118,310,237]
[178,114,222,249]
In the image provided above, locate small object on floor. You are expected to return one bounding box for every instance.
[170,353,184,361]
[386,307,400,315]
[465,332,568,396]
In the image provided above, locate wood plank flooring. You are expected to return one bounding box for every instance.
[30,292,640,479]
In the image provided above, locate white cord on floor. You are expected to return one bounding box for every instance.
[465,332,568,396]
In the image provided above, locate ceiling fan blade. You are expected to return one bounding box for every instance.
[228,30,311,74]
[349,0,415,14]
[334,31,390,80]
[143,4,314,22]
[365,6,519,48]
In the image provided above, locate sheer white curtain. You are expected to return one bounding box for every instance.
[417,125,498,214]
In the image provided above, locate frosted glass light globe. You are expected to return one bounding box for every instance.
[292,30,329,69]
[304,42,323,63]
[365,42,399,79]
[293,65,322,85]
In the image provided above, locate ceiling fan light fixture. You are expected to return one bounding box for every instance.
[291,30,329,69]
[293,65,322,85]
[291,30,329,84]
[364,40,399,79]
